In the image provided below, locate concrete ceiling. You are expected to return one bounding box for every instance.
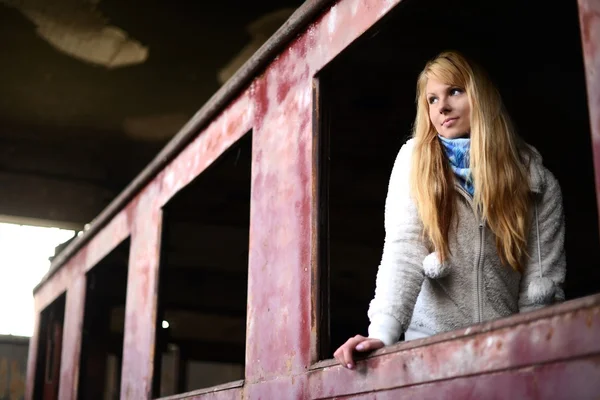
[0,0,303,228]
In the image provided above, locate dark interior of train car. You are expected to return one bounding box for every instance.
[317,0,599,356]
[33,294,65,399]
[77,238,130,399]
[153,133,252,397]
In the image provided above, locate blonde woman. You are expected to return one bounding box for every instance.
[334,51,566,369]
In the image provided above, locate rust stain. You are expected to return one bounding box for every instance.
[57,275,86,400]
[9,360,25,400]
[577,0,600,220]
[308,303,600,398]
[579,7,599,56]
[546,328,554,341]
[0,357,7,395]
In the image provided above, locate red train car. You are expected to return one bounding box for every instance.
[26,0,600,398]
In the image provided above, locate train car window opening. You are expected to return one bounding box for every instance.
[315,0,598,361]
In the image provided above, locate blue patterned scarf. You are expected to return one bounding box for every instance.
[438,135,474,196]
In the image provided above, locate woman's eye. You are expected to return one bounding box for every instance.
[450,88,463,96]
[428,97,438,104]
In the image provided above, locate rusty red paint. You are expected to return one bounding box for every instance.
[245,374,308,400]
[246,0,407,383]
[118,84,253,399]
[337,356,600,400]
[306,302,600,398]
[84,212,130,273]
[578,0,600,224]
[157,90,253,208]
[57,276,86,400]
[34,211,130,313]
[119,208,162,399]
[160,387,244,400]
[27,0,600,398]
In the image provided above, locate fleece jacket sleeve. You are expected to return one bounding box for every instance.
[367,140,428,346]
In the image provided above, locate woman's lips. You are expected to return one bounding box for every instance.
[443,117,458,127]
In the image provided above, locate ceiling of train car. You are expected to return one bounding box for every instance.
[0,0,303,227]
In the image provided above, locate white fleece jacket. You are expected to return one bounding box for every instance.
[367,139,566,346]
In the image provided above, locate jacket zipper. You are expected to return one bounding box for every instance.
[455,185,485,323]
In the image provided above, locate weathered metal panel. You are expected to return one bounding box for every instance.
[84,211,131,274]
[246,0,406,384]
[306,299,600,398]
[34,210,130,312]
[578,0,600,223]
[169,387,243,400]
[0,336,28,400]
[158,298,600,399]
[25,214,129,399]
[246,57,314,383]
[119,208,162,400]
[245,375,308,400]
[342,356,600,400]
[33,251,85,322]
[157,381,244,400]
[157,90,254,208]
[117,89,253,399]
[57,276,86,400]
[32,1,338,292]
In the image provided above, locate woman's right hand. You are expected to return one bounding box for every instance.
[333,334,385,369]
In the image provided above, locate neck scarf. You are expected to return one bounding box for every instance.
[438,135,474,196]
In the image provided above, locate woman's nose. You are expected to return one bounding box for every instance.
[438,98,451,114]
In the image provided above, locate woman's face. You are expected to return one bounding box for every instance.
[425,78,471,139]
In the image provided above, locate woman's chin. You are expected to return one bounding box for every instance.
[439,130,470,139]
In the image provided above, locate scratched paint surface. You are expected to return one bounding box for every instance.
[57,276,86,400]
[578,0,600,223]
[246,0,405,383]
[119,89,254,399]
[161,387,243,400]
[154,301,600,399]
[338,356,600,400]
[27,0,600,399]
[306,305,600,398]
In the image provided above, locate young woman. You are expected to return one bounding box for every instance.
[334,51,566,369]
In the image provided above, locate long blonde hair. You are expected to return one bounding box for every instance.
[410,51,531,271]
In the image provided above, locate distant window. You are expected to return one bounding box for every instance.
[77,239,130,400]
[153,132,252,397]
[34,294,65,399]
